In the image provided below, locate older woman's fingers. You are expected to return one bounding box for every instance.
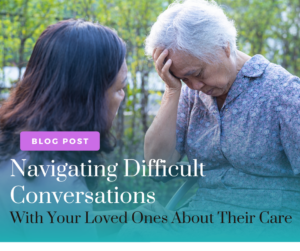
[152,48,157,60]
[161,58,172,76]
[155,49,168,73]
[159,58,182,90]
[152,49,181,90]
[161,59,176,80]
[153,48,164,62]
[154,48,167,68]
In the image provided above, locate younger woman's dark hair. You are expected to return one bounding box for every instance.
[0,19,126,190]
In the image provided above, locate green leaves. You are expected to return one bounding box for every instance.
[0,0,63,81]
[2,0,300,158]
[218,0,300,75]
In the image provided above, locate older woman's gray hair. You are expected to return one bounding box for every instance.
[145,0,237,64]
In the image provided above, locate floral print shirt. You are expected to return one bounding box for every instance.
[176,54,300,211]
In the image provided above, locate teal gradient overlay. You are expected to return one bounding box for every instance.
[1,208,300,241]
[1,176,300,242]
[0,156,299,242]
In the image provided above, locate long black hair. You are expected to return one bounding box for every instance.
[0,19,126,190]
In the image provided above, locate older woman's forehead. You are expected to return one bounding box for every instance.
[169,50,204,64]
[168,50,204,76]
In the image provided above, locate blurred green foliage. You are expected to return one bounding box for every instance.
[1,0,300,208]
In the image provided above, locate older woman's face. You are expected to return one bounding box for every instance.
[167,48,236,97]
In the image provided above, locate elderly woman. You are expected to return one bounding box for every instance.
[141,0,300,241]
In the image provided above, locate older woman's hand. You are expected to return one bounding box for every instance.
[153,48,182,92]
[144,48,182,168]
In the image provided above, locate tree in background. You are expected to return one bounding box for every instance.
[220,0,300,76]
[2,0,300,156]
[1,0,63,82]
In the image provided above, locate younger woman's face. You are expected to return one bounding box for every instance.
[106,60,128,128]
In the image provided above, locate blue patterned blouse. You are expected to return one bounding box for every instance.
[176,54,300,212]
